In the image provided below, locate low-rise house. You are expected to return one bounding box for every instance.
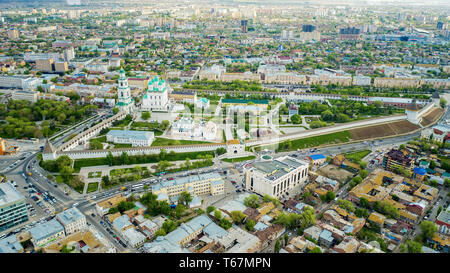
[414,184,439,202]
[29,219,65,249]
[333,236,360,253]
[0,235,24,253]
[318,229,334,248]
[254,224,285,249]
[398,209,419,224]
[303,226,322,242]
[368,212,387,227]
[122,228,146,248]
[112,214,133,233]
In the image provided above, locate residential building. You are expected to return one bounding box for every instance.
[0,182,28,232]
[244,156,309,198]
[36,58,54,72]
[29,219,65,248]
[339,27,361,40]
[122,228,146,248]
[106,130,154,147]
[382,149,414,173]
[11,90,38,103]
[112,214,133,233]
[95,194,127,216]
[55,207,87,235]
[308,154,326,165]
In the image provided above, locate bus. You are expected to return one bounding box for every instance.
[120,187,127,191]
[131,184,144,189]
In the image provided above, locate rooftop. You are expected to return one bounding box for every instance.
[0,182,25,207]
[29,219,64,243]
[106,130,154,141]
[56,207,85,226]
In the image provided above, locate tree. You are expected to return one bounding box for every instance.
[216,147,227,155]
[359,161,368,169]
[178,191,193,207]
[244,194,260,208]
[325,191,335,201]
[154,228,166,239]
[156,160,172,173]
[419,221,437,242]
[230,210,246,224]
[162,220,177,233]
[355,208,369,218]
[440,98,447,108]
[309,247,322,253]
[359,197,370,208]
[60,166,74,183]
[112,107,119,114]
[206,206,215,214]
[400,240,422,253]
[336,199,355,213]
[106,152,114,166]
[175,204,186,218]
[141,111,151,120]
[219,218,232,230]
[360,169,369,179]
[120,151,129,165]
[214,210,222,220]
[245,219,256,231]
[290,114,302,124]
[159,148,167,160]
[274,240,280,253]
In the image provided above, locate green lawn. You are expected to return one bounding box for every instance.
[91,136,106,143]
[86,182,99,193]
[88,171,102,178]
[151,137,212,146]
[221,155,256,163]
[256,131,352,152]
[344,150,371,163]
[111,143,133,148]
[74,150,216,171]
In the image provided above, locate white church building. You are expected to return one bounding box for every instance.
[141,76,170,112]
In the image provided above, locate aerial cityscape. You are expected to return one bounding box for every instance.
[0,0,450,256]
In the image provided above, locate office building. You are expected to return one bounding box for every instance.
[302,25,316,32]
[244,156,309,198]
[241,20,248,33]
[151,172,225,202]
[339,27,361,40]
[0,183,29,232]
